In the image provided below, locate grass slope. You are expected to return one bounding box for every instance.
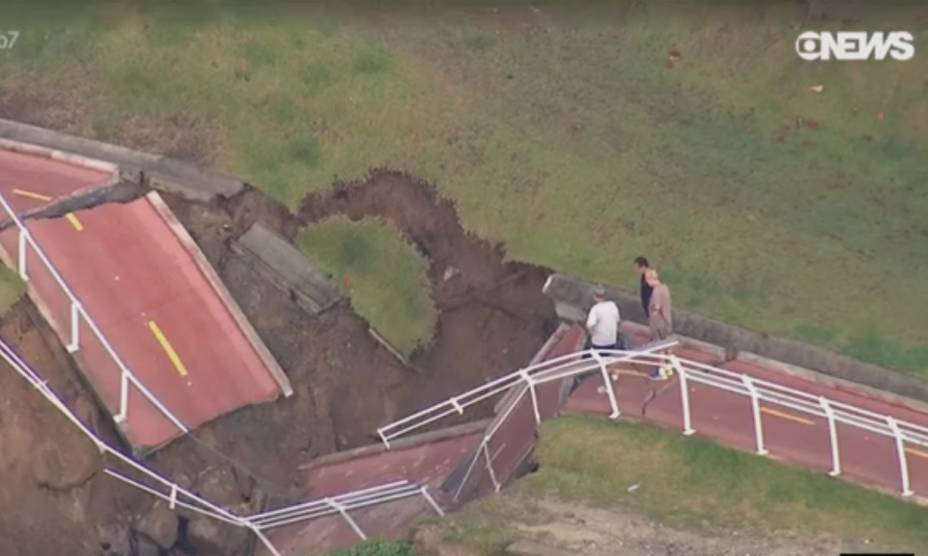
[0,2,925,372]
[522,415,928,553]
[296,216,436,357]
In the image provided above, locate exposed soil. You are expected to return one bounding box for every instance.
[298,170,558,409]
[0,299,147,556]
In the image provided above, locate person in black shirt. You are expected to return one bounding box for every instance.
[635,256,653,317]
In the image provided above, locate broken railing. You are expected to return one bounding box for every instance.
[376,339,680,448]
[380,343,928,498]
[0,191,187,433]
[0,334,443,556]
[245,480,444,538]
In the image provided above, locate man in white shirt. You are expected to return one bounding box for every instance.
[585,286,621,353]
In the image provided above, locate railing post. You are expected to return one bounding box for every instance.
[592,351,620,419]
[483,443,501,492]
[17,228,27,280]
[819,397,841,476]
[742,375,768,455]
[376,428,391,450]
[169,484,178,510]
[887,417,914,497]
[67,301,80,353]
[419,486,445,516]
[115,371,129,423]
[452,443,483,502]
[520,369,541,425]
[250,527,283,556]
[671,356,695,435]
[327,498,367,540]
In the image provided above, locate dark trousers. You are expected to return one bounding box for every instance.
[582,337,624,359]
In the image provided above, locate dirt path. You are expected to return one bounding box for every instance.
[424,493,879,556]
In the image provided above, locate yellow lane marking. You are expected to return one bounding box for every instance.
[147,321,188,377]
[905,447,928,461]
[12,188,53,202]
[65,212,84,231]
[760,406,816,426]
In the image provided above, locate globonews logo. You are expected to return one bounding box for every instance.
[795,31,915,61]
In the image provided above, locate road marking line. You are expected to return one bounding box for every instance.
[905,447,928,461]
[760,406,815,426]
[65,213,84,231]
[12,188,53,202]
[147,321,188,377]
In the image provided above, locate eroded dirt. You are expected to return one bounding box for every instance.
[0,299,147,556]
[298,170,558,409]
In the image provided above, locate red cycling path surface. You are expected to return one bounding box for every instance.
[0,147,283,451]
[260,432,481,556]
[566,324,928,499]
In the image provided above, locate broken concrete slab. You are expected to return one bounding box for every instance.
[0,119,244,201]
[231,223,342,317]
[542,272,928,404]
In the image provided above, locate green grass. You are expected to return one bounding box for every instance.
[296,216,436,357]
[322,540,417,556]
[0,2,926,373]
[520,415,928,552]
[0,265,25,314]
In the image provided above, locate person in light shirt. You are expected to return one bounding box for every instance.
[585,285,621,354]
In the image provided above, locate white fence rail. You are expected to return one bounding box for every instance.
[377,339,679,447]
[0,335,442,556]
[381,343,928,499]
[0,192,187,433]
[246,480,444,538]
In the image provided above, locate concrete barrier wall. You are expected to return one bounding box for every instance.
[543,273,928,404]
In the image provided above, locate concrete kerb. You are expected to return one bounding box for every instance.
[0,136,119,174]
[543,273,928,407]
[0,119,245,201]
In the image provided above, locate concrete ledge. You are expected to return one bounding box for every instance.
[231,223,342,316]
[0,119,244,201]
[543,273,928,405]
[146,192,293,397]
[298,418,492,471]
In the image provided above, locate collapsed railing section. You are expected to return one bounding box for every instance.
[0,335,442,556]
[380,341,928,499]
[0,191,187,434]
[377,339,679,447]
[246,480,444,538]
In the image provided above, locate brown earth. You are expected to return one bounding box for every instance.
[0,298,148,556]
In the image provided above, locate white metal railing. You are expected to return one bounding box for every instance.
[245,480,444,538]
[0,335,441,556]
[0,192,187,433]
[381,343,928,499]
[376,339,680,447]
